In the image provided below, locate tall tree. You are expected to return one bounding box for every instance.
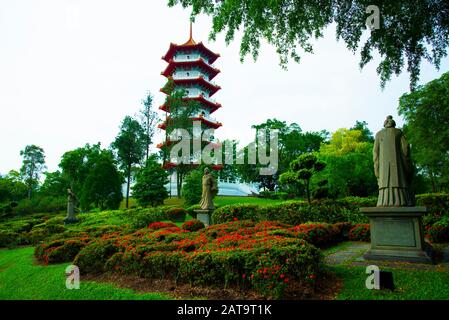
[79,150,123,211]
[238,119,327,190]
[59,143,102,194]
[138,91,159,162]
[112,116,146,208]
[316,128,377,197]
[350,120,374,143]
[399,71,449,192]
[168,0,449,90]
[0,171,28,202]
[39,170,69,198]
[19,145,46,199]
[132,154,169,207]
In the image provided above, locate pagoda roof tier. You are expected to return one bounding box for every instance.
[158,116,222,130]
[161,58,221,80]
[157,139,222,149]
[162,42,220,64]
[159,95,222,114]
[162,162,222,170]
[160,77,221,97]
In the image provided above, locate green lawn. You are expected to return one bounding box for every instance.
[0,247,171,300]
[332,265,449,300]
[164,196,287,208]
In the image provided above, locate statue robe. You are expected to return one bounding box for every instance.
[199,173,217,210]
[373,127,414,207]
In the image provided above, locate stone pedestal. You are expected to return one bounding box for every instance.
[194,209,213,227]
[63,217,79,225]
[361,207,433,264]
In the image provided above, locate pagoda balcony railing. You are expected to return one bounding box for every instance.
[172,73,211,82]
[172,74,219,88]
[173,55,212,65]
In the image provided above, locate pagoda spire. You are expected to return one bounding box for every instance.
[182,21,196,46]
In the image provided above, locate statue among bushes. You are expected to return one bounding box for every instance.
[195,168,218,226]
[362,116,432,263]
[64,188,79,224]
[374,115,414,207]
[199,168,218,210]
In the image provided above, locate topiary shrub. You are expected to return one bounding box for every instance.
[212,204,260,224]
[293,223,341,247]
[35,238,88,264]
[425,216,449,243]
[0,230,18,247]
[73,240,119,274]
[348,224,370,241]
[181,219,205,232]
[186,204,201,219]
[165,207,187,223]
[147,221,177,230]
[126,207,167,229]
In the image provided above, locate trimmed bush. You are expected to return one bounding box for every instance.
[165,207,187,223]
[293,223,341,246]
[43,220,324,298]
[348,224,370,241]
[73,240,119,274]
[426,216,449,243]
[186,204,201,219]
[182,219,205,232]
[35,238,88,264]
[212,204,260,224]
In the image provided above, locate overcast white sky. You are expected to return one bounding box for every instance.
[1,0,448,175]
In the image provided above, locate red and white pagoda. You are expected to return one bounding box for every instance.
[158,24,223,169]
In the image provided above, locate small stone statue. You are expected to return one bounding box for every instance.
[373,116,414,207]
[65,188,79,223]
[199,168,218,210]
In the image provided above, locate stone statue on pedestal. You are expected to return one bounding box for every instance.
[361,116,432,263]
[374,115,414,207]
[195,168,218,226]
[64,188,79,224]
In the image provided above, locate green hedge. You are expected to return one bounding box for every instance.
[212,198,374,225]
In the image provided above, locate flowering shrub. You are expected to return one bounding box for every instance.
[147,221,177,230]
[34,238,88,264]
[165,207,187,223]
[425,217,449,242]
[293,223,341,246]
[426,225,449,243]
[73,240,119,274]
[348,224,370,241]
[212,204,260,224]
[181,219,205,232]
[32,220,323,298]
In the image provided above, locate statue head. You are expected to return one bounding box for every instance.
[204,167,210,175]
[383,115,396,128]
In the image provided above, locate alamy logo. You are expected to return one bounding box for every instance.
[168,121,279,175]
[366,5,380,30]
[365,265,380,290]
[66,265,80,290]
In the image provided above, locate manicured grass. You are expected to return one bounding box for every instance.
[332,265,449,300]
[164,196,286,208]
[0,247,172,300]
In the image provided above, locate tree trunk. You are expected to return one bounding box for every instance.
[177,171,183,199]
[306,179,311,204]
[126,164,131,209]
